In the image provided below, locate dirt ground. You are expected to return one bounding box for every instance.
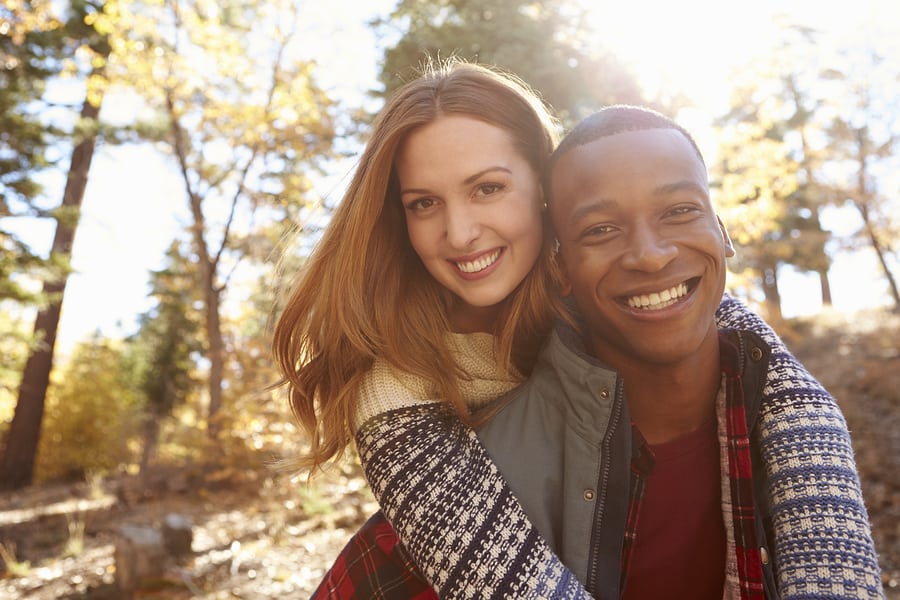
[0,462,378,599]
[1,307,898,599]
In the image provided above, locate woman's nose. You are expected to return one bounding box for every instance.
[445,204,481,249]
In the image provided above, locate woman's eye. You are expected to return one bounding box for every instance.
[407,197,436,212]
[476,183,504,196]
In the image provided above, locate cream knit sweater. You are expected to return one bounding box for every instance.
[354,332,521,430]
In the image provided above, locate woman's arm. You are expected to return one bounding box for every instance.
[353,361,591,599]
[715,294,884,599]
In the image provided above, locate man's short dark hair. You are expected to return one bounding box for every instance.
[547,105,706,194]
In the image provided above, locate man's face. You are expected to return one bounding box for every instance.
[550,128,734,370]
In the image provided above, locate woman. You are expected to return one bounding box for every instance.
[273,62,881,599]
[273,60,588,597]
[273,61,562,469]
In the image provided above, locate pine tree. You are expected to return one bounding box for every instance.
[0,0,111,490]
[129,241,202,471]
[375,0,645,125]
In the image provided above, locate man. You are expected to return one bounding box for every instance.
[478,107,768,598]
[314,107,883,599]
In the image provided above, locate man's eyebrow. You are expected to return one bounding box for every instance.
[400,166,511,197]
[653,180,707,197]
[567,198,617,225]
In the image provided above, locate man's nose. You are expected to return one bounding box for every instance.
[621,226,677,271]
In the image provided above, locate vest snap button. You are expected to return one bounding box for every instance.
[583,489,595,501]
[599,388,610,400]
[750,347,764,361]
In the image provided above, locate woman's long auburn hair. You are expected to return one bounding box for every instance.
[272,61,564,471]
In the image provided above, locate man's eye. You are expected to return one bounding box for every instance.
[582,224,614,239]
[667,205,699,218]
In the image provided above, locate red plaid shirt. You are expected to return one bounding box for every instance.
[312,512,437,599]
[621,334,765,599]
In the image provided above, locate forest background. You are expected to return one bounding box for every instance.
[1,0,899,597]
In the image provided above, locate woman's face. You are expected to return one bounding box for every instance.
[396,115,544,333]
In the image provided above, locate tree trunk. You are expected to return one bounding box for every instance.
[0,93,102,490]
[817,268,833,306]
[205,279,225,438]
[858,203,900,310]
[853,133,900,311]
[761,263,783,321]
[165,89,225,439]
[139,414,160,474]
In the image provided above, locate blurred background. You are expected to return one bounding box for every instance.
[1,0,898,597]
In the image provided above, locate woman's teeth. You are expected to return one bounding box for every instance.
[455,249,501,273]
[627,282,689,310]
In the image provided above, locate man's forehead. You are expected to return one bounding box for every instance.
[554,128,700,170]
[549,129,708,227]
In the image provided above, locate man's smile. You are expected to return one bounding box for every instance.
[621,278,699,311]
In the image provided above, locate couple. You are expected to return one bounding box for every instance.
[272,62,883,599]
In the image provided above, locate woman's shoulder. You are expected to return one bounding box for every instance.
[353,357,438,430]
[353,332,523,430]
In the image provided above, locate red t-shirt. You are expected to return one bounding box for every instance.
[622,417,726,599]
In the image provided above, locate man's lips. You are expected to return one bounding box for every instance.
[622,278,698,310]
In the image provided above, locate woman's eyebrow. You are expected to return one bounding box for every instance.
[463,166,512,185]
[401,166,513,197]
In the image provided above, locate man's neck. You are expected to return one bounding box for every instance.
[614,334,722,446]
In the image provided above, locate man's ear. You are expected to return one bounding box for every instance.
[717,215,735,258]
[555,245,573,297]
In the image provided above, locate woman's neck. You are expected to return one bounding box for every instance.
[450,303,501,333]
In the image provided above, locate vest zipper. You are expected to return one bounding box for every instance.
[585,375,625,595]
[733,330,747,370]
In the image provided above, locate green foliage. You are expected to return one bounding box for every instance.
[0,541,31,578]
[712,27,839,312]
[0,234,46,305]
[1,0,110,291]
[0,308,31,405]
[87,0,340,429]
[96,0,338,217]
[35,336,143,482]
[0,0,111,290]
[0,1,62,203]
[817,50,900,307]
[208,272,300,470]
[131,241,203,419]
[375,0,645,125]
[1,1,64,308]
[297,484,334,517]
[64,515,86,557]
[714,25,900,312]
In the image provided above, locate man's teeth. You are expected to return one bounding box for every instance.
[456,249,501,273]
[627,282,689,310]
